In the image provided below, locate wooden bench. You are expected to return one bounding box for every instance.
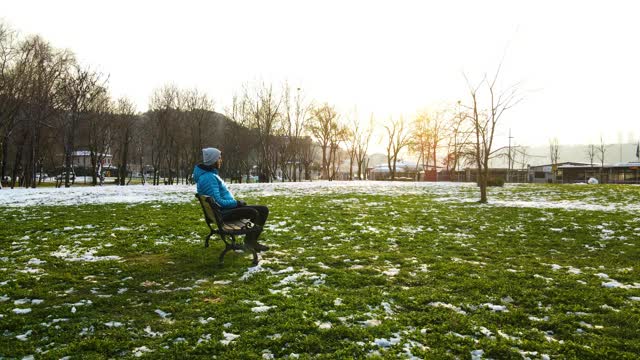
[195,194,262,265]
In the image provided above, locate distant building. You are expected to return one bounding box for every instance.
[369,161,423,180]
[559,162,640,184]
[528,162,590,183]
[72,150,113,170]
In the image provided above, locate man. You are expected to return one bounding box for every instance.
[193,147,269,252]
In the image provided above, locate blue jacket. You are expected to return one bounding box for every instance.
[193,165,238,209]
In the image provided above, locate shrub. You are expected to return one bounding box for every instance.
[486,178,505,187]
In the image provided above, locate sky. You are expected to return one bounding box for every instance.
[2,0,640,151]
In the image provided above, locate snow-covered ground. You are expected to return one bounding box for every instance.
[1,181,639,212]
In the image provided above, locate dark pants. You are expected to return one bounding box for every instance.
[221,205,269,242]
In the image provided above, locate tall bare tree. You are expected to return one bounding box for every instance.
[21,36,73,188]
[283,86,311,182]
[148,84,179,185]
[549,137,560,183]
[355,115,374,180]
[59,61,107,187]
[0,23,25,188]
[586,144,596,167]
[112,97,137,185]
[597,136,609,182]
[309,103,339,180]
[246,83,282,182]
[343,108,360,181]
[384,116,411,180]
[465,65,522,203]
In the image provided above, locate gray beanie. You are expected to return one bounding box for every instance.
[202,147,221,165]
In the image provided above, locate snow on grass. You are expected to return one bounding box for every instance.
[132,346,154,357]
[3,181,639,213]
[251,305,276,313]
[483,303,509,312]
[428,302,467,315]
[316,321,332,329]
[471,349,484,360]
[220,332,240,345]
[51,245,121,262]
[602,280,640,289]
[2,182,640,358]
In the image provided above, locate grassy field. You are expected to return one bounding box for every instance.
[1,183,639,359]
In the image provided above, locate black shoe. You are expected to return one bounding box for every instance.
[254,243,269,252]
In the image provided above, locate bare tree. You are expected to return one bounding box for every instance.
[284,86,311,182]
[549,137,560,183]
[299,136,317,180]
[21,36,73,188]
[59,61,107,187]
[586,144,596,167]
[85,91,113,186]
[225,93,255,182]
[309,103,339,180]
[410,112,431,180]
[183,88,214,182]
[597,136,609,182]
[355,115,373,180]
[0,23,25,188]
[148,84,179,185]
[246,83,282,182]
[465,65,522,203]
[443,102,472,180]
[112,97,137,185]
[384,116,412,180]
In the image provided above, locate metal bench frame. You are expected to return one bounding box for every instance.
[195,194,262,265]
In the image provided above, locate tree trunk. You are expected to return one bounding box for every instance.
[119,135,129,186]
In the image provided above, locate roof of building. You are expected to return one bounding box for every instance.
[558,162,640,169]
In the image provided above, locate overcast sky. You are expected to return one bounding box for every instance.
[3,0,640,150]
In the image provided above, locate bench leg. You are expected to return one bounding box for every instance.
[219,243,233,264]
[250,248,259,266]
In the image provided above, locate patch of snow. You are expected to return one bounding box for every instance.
[144,326,164,337]
[316,321,332,329]
[240,264,267,281]
[252,305,275,313]
[155,309,171,319]
[16,330,32,341]
[27,258,46,265]
[104,321,123,327]
[361,319,382,327]
[471,349,484,360]
[133,346,153,357]
[602,280,640,289]
[382,268,400,276]
[428,302,467,315]
[51,245,121,262]
[199,317,215,325]
[482,303,508,312]
[220,331,240,345]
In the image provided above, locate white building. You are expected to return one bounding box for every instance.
[72,150,113,170]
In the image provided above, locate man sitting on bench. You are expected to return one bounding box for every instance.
[193,147,270,252]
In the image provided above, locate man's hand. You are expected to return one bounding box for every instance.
[237,200,247,207]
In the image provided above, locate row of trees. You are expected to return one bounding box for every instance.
[2,21,525,203]
[0,23,111,188]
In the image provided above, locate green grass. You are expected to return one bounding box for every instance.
[1,184,639,359]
